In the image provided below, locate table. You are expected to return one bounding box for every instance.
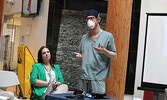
[45,93,119,100]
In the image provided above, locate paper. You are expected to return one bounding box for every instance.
[45,78,56,96]
[133,97,141,100]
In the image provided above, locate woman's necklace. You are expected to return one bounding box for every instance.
[44,65,52,78]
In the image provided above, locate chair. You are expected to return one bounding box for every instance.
[0,70,25,99]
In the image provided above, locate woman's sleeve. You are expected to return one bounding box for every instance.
[56,65,64,84]
[30,64,38,86]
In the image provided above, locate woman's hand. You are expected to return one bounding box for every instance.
[52,82,61,89]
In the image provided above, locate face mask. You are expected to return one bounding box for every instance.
[87,19,95,29]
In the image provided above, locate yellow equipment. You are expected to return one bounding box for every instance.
[17,46,36,99]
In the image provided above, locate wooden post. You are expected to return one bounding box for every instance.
[105,0,133,99]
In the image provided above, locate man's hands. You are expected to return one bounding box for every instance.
[93,45,117,60]
[93,45,104,52]
[74,45,117,60]
[74,52,82,60]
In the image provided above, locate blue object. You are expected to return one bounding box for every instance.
[45,93,119,100]
[88,9,99,18]
[98,43,101,48]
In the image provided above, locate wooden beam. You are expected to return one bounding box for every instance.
[105,0,133,99]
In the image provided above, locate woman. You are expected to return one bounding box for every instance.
[30,46,68,99]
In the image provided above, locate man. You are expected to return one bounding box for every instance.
[74,9,117,94]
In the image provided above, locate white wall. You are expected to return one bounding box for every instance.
[20,0,49,60]
[2,0,49,61]
[133,0,167,99]
[3,0,22,15]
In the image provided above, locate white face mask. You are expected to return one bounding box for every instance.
[87,19,95,29]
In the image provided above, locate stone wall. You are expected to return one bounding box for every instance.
[56,10,106,90]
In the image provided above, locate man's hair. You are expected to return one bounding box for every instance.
[97,14,100,18]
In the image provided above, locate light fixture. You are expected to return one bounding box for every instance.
[5,0,15,6]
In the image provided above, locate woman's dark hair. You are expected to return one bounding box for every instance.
[37,46,53,66]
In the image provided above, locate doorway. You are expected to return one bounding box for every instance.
[0,14,21,71]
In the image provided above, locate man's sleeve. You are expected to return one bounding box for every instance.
[108,36,116,52]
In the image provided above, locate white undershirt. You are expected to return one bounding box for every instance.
[45,70,56,82]
[44,70,56,93]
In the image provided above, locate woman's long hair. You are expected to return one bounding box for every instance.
[37,46,54,67]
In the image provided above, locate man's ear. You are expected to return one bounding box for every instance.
[97,17,101,23]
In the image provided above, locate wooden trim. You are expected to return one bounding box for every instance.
[105,0,133,99]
